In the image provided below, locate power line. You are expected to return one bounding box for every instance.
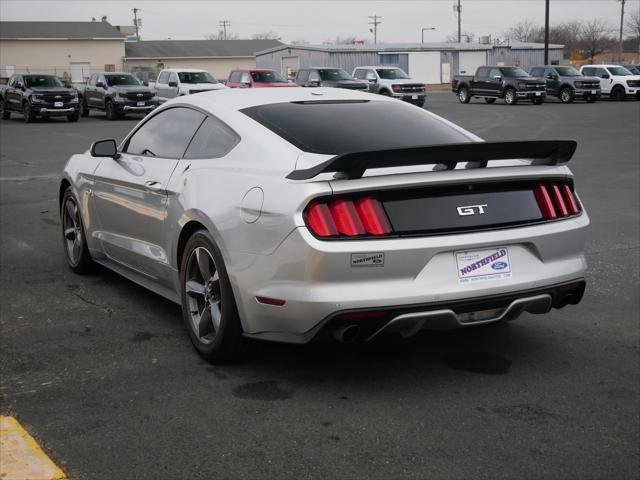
[219,20,231,40]
[368,15,381,44]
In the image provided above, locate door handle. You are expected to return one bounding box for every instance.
[144,180,163,192]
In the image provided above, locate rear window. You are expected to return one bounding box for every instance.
[241,101,471,155]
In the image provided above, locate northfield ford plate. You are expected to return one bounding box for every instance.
[455,247,512,284]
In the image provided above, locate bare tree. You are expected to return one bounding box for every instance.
[323,35,358,45]
[445,31,475,43]
[579,19,614,59]
[549,21,583,55]
[251,31,281,40]
[504,19,544,42]
[205,31,240,40]
[626,7,640,53]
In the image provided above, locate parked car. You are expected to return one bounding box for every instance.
[295,68,368,90]
[529,65,601,103]
[154,68,226,102]
[59,87,588,363]
[452,66,546,105]
[579,64,640,101]
[621,64,640,75]
[226,69,297,88]
[1,73,80,122]
[75,72,159,120]
[352,66,426,107]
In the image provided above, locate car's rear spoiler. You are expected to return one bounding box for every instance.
[286,140,577,180]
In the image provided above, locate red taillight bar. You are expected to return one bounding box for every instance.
[305,196,392,238]
[550,183,569,217]
[534,181,580,220]
[534,183,557,220]
[561,184,579,215]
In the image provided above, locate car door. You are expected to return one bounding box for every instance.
[307,70,320,87]
[155,71,169,101]
[363,69,380,93]
[92,106,206,284]
[486,68,502,96]
[167,72,180,98]
[5,75,20,110]
[239,71,251,88]
[544,68,560,95]
[92,74,107,107]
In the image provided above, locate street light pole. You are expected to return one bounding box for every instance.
[544,0,550,64]
[422,27,436,43]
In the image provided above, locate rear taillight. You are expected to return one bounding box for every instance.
[305,197,392,238]
[534,181,580,220]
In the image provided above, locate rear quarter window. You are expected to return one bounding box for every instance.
[241,100,472,155]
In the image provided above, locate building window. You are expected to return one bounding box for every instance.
[105,64,116,72]
[379,54,400,65]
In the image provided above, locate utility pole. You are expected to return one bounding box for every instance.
[544,0,549,64]
[219,20,231,40]
[618,0,626,62]
[368,15,381,44]
[133,8,140,41]
[455,0,462,43]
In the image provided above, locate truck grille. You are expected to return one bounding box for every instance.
[121,92,154,100]
[40,93,72,102]
[396,84,425,93]
[526,83,546,91]
[627,80,640,87]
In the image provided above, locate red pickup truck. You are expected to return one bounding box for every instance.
[226,69,298,88]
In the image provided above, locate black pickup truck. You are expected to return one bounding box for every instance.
[451,66,546,105]
[75,72,159,120]
[0,74,80,122]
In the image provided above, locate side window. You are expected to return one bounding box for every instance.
[308,71,320,82]
[489,68,501,78]
[529,67,542,77]
[582,68,593,76]
[240,72,250,84]
[353,69,364,80]
[296,70,309,82]
[169,72,178,84]
[597,68,608,78]
[98,75,106,85]
[157,71,169,84]
[476,68,488,77]
[125,107,206,159]
[229,71,241,83]
[365,70,377,81]
[184,116,240,159]
[88,74,96,86]
[544,68,554,78]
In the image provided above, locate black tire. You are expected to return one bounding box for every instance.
[458,86,471,103]
[585,96,597,103]
[67,113,79,122]
[105,100,119,120]
[379,89,391,96]
[532,98,544,105]
[22,102,36,123]
[80,97,89,117]
[559,86,574,103]
[484,97,496,104]
[611,85,625,101]
[414,100,425,108]
[1,98,10,120]
[504,88,518,105]
[60,187,94,274]
[180,230,245,364]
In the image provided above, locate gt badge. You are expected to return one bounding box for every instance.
[457,204,488,216]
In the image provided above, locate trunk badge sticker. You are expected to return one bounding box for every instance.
[351,253,384,267]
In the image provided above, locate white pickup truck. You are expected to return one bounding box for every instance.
[154,68,226,103]
[579,64,640,101]
[352,66,426,107]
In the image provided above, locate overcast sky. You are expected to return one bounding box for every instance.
[0,0,632,43]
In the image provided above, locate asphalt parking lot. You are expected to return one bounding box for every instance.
[1,93,638,480]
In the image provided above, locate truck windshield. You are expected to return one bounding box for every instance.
[251,71,287,83]
[318,69,353,81]
[499,67,529,78]
[607,66,632,76]
[376,68,410,79]
[23,75,63,88]
[178,71,218,84]
[106,74,141,86]
[555,66,581,76]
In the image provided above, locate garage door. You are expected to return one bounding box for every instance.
[70,63,91,83]
[407,52,441,84]
[281,56,299,80]
[458,51,487,76]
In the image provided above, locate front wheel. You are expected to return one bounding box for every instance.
[611,86,625,101]
[1,98,10,119]
[559,87,574,103]
[23,102,36,123]
[180,230,245,364]
[504,89,518,105]
[484,97,496,104]
[60,187,93,273]
[105,100,119,120]
[458,86,471,103]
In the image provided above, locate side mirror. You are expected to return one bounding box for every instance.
[90,139,120,159]
[310,80,320,87]
[368,78,377,83]
[15,82,24,90]
[142,81,149,87]
[168,81,178,87]
[602,74,610,79]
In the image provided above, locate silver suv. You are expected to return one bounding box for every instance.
[353,66,426,107]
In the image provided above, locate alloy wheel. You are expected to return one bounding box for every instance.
[62,196,82,265]
[185,247,222,344]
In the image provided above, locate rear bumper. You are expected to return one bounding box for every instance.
[228,210,589,342]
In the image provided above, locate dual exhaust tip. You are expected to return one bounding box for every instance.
[333,324,361,343]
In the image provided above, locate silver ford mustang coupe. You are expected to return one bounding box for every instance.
[59,88,588,363]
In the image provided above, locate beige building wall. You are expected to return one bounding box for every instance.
[0,39,125,79]
[125,57,256,81]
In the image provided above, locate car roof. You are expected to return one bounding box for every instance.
[172,86,391,111]
[355,66,400,69]
[230,69,276,73]
[161,68,210,73]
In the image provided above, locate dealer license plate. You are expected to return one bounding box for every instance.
[455,247,512,284]
[535,91,541,96]
[54,101,63,107]
[591,90,597,94]
[411,94,418,99]
[137,101,145,106]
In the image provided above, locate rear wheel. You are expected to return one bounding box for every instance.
[180,230,245,364]
[23,102,36,123]
[61,187,93,273]
[1,98,10,119]
[559,86,574,103]
[504,88,518,105]
[484,97,496,104]
[105,100,119,120]
[458,86,471,103]
[611,85,625,101]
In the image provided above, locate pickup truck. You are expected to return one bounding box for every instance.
[529,65,601,103]
[579,64,640,101]
[75,72,159,120]
[452,66,546,105]
[295,68,369,90]
[154,68,226,102]
[352,66,426,107]
[1,73,80,122]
